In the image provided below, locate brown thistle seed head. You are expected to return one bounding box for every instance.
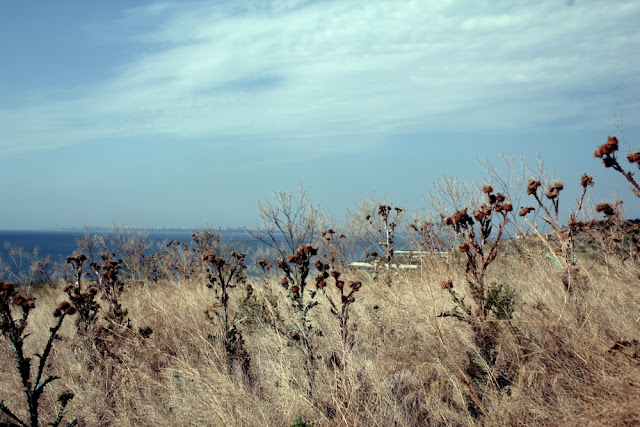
[447,208,473,227]
[546,191,558,200]
[595,203,616,216]
[316,279,326,288]
[527,179,541,195]
[280,278,289,286]
[57,301,71,311]
[459,243,470,253]
[502,203,513,212]
[594,146,604,158]
[330,270,341,278]
[607,135,619,146]
[482,185,493,194]
[580,174,594,187]
[314,260,323,269]
[519,207,535,216]
[348,280,362,290]
[440,280,453,290]
[627,152,640,163]
[473,209,485,221]
[553,182,564,191]
[65,306,77,315]
[603,156,617,168]
[496,193,506,203]
[315,274,324,284]
[53,308,62,317]
[336,280,344,289]
[290,285,300,293]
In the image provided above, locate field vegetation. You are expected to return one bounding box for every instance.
[1,137,640,426]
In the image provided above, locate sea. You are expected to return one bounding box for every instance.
[0,228,268,280]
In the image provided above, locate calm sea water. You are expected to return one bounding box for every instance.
[0,229,266,280]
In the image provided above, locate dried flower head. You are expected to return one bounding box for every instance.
[580,174,594,187]
[627,152,640,164]
[446,208,473,229]
[595,203,616,216]
[595,136,619,158]
[603,156,617,168]
[459,243,470,253]
[482,185,493,194]
[519,207,535,216]
[527,179,541,195]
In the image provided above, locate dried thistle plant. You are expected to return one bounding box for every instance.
[202,250,253,376]
[314,265,361,350]
[275,244,320,351]
[442,186,512,318]
[519,174,593,292]
[363,204,404,266]
[64,255,99,335]
[439,186,516,392]
[0,281,76,427]
[88,253,128,327]
[594,135,640,198]
[318,228,349,270]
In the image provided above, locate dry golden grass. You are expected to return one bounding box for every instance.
[1,248,640,426]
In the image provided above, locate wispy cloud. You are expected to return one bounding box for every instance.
[1,0,639,155]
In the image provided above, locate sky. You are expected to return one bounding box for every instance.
[1,0,639,230]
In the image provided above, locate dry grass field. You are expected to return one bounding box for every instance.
[1,247,639,426]
[2,137,640,426]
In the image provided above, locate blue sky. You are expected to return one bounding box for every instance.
[1,0,639,230]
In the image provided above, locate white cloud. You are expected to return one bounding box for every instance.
[1,0,639,155]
